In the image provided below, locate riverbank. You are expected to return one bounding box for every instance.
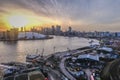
[0,36,53,41]
[0,44,119,80]
[0,36,96,62]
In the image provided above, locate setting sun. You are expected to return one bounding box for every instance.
[8,15,29,27]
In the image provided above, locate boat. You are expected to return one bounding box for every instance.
[26,54,41,62]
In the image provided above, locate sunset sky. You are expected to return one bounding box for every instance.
[0,0,120,31]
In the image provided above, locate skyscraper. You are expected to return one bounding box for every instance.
[55,25,61,35]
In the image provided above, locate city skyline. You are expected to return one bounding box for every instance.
[0,0,120,32]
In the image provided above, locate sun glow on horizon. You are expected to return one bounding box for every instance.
[8,15,29,27]
[2,13,62,31]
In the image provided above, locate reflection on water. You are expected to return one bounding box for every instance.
[0,36,97,62]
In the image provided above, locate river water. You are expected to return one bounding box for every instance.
[0,36,98,62]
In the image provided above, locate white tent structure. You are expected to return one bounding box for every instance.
[78,54,99,61]
[18,32,46,39]
[98,47,113,52]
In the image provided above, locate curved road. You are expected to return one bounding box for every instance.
[59,48,93,80]
[60,57,76,80]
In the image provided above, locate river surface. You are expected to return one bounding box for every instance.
[0,36,98,62]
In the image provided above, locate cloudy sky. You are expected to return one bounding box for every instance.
[0,0,120,31]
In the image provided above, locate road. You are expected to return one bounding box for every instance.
[60,57,76,80]
[43,66,61,80]
[44,68,61,80]
[59,48,93,80]
[84,69,92,80]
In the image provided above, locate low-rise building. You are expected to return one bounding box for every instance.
[4,28,19,41]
